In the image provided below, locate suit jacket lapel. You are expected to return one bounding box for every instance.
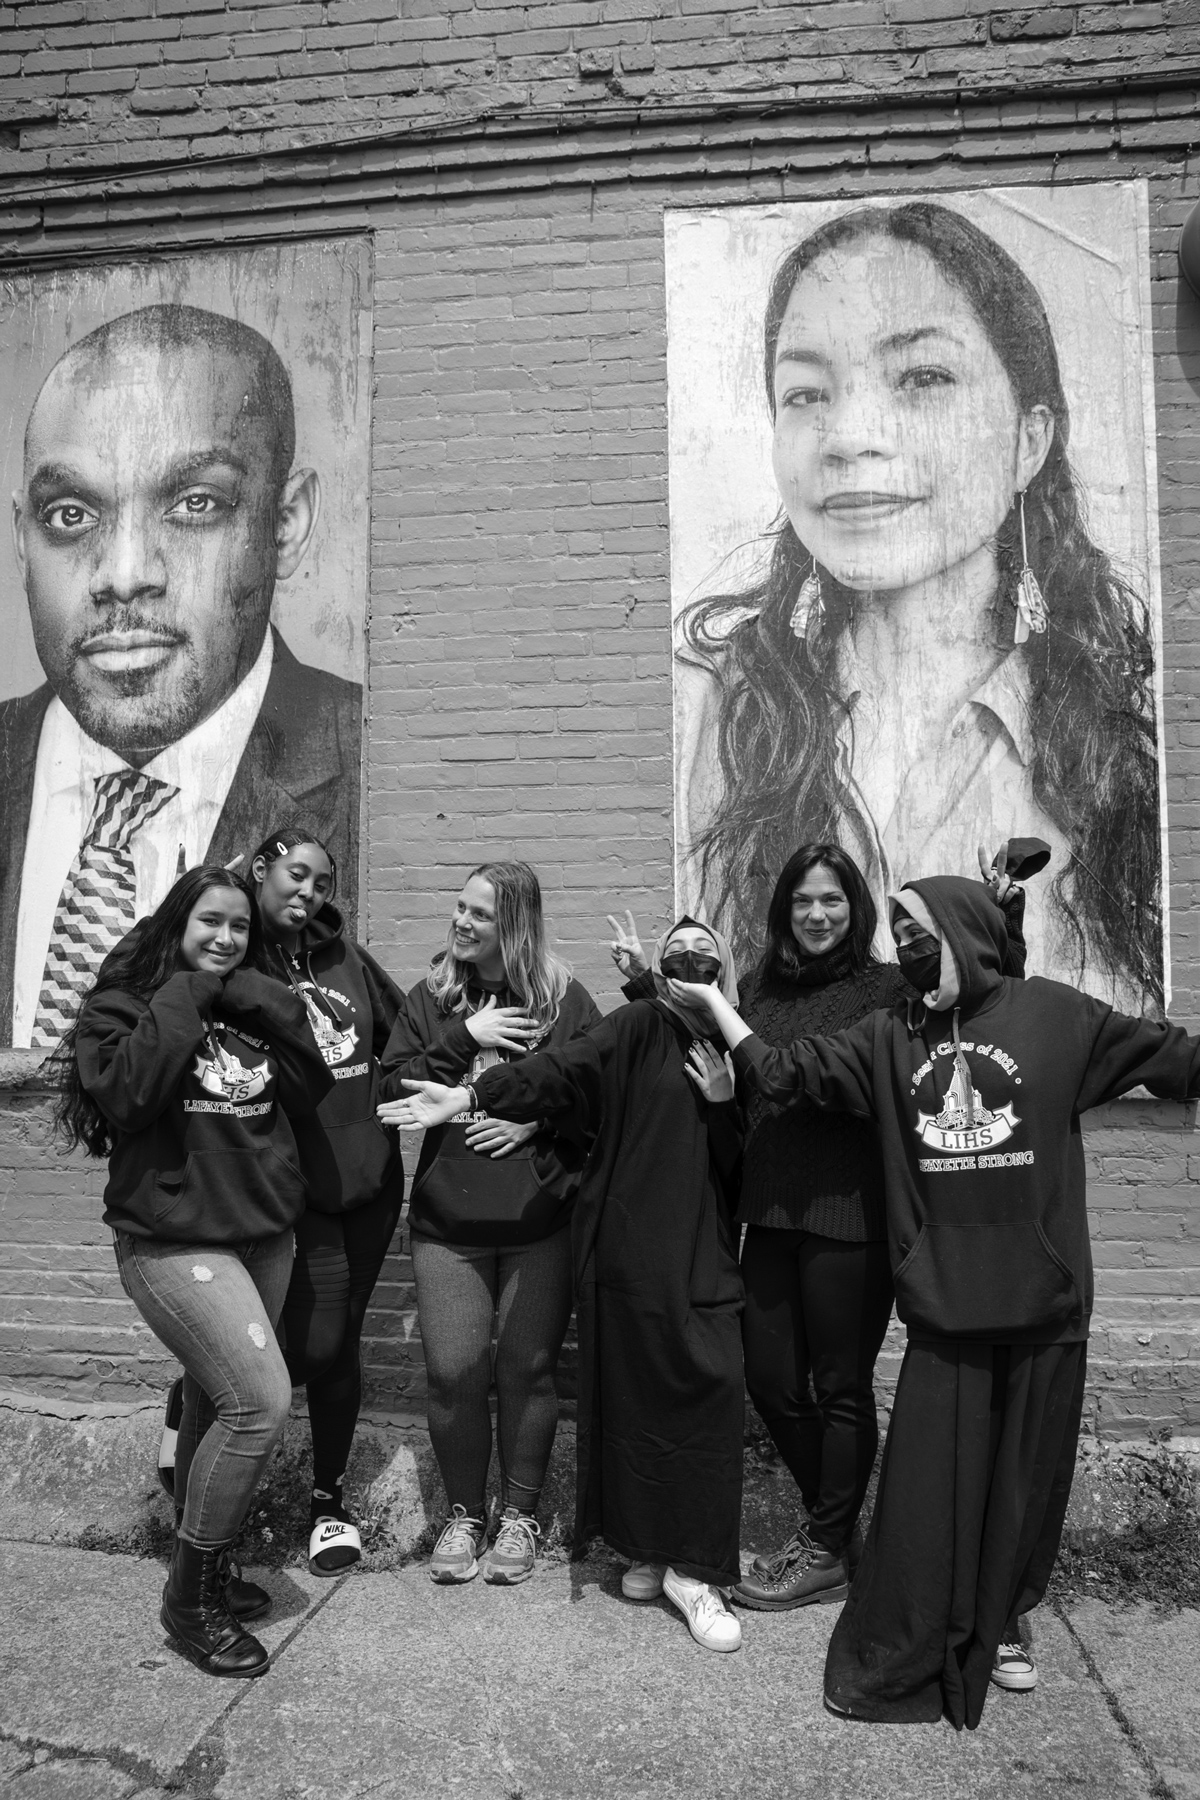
[205,631,360,915]
[0,685,54,1047]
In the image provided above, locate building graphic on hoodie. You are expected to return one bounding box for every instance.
[914,1048,1019,1156]
[190,1037,272,1108]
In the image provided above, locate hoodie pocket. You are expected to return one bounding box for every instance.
[894,1220,1080,1339]
[153,1147,306,1242]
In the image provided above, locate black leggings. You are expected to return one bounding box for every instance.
[741,1226,894,1553]
[279,1187,403,1494]
[410,1227,574,1516]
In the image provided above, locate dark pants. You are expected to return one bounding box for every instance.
[278,1188,403,1494]
[825,1337,1087,1729]
[411,1226,574,1515]
[741,1225,894,1552]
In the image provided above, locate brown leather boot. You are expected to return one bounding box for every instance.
[733,1528,851,1611]
[161,1537,270,1678]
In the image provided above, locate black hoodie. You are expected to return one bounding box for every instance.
[78,967,334,1245]
[732,875,1200,1345]
[265,903,405,1213]
[379,971,602,1245]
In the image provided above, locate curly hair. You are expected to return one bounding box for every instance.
[52,865,265,1159]
[680,200,1162,1006]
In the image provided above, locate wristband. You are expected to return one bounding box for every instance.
[464,1085,478,1112]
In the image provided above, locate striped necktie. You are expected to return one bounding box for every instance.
[32,768,178,1049]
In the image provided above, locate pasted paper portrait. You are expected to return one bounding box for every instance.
[667,184,1167,1011]
[0,238,372,1046]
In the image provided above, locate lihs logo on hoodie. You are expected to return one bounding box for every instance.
[910,1040,1023,1156]
[190,1041,273,1108]
[295,982,360,1068]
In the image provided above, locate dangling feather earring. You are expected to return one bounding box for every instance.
[1013,489,1048,645]
[789,559,824,642]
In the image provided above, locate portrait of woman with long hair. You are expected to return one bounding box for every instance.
[674,194,1164,1012]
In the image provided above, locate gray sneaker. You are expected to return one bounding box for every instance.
[430,1505,488,1584]
[481,1507,541,1585]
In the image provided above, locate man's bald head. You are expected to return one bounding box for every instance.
[25,303,296,494]
[13,302,319,762]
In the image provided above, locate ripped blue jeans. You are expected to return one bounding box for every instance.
[114,1229,294,1548]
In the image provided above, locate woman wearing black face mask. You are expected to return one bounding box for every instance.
[614,858,900,1605]
[609,845,1033,1615]
[383,917,748,1654]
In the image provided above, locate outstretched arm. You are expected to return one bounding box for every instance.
[380,1017,614,1146]
[1077,1006,1200,1111]
[669,983,751,1052]
[670,978,876,1115]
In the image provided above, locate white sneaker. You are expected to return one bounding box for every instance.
[621,1561,665,1601]
[991,1641,1037,1690]
[662,1567,742,1652]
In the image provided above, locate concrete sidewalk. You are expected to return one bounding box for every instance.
[2,1537,1198,1800]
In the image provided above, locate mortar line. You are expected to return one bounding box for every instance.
[1051,1599,1177,1800]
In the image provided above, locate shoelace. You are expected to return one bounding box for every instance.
[215,1547,242,1587]
[761,1529,815,1582]
[689,1584,728,1629]
[492,1513,541,1559]
[436,1507,484,1556]
[996,1642,1028,1663]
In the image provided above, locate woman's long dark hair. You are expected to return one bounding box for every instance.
[52,866,265,1158]
[681,200,1162,1006]
[761,843,878,984]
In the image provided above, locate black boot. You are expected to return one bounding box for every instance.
[161,1537,270,1678]
[174,1511,269,1621]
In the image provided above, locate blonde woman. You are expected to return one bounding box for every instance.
[378,862,600,1587]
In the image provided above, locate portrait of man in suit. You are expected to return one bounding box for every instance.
[1,295,365,1048]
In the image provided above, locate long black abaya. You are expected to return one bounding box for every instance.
[824,1337,1087,1728]
[470,998,745,1585]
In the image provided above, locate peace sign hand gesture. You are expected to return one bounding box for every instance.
[607,909,648,978]
[977,842,1016,906]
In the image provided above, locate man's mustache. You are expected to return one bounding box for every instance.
[72,617,189,656]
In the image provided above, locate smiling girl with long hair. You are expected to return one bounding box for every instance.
[54,866,331,1679]
[378,860,600,1589]
[678,200,1161,1011]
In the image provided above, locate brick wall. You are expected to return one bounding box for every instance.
[2,0,1199,1437]
[3,0,1200,179]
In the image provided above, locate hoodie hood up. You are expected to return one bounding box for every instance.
[894,877,1007,1016]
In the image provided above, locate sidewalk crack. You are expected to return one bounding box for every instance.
[164,1572,353,1797]
[0,1726,162,1792]
[1051,1600,1177,1800]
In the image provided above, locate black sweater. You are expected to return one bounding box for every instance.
[737,959,906,1241]
[78,967,334,1244]
[733,876,1200,1346]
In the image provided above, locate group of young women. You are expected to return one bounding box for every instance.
[52,807,1200,1729]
